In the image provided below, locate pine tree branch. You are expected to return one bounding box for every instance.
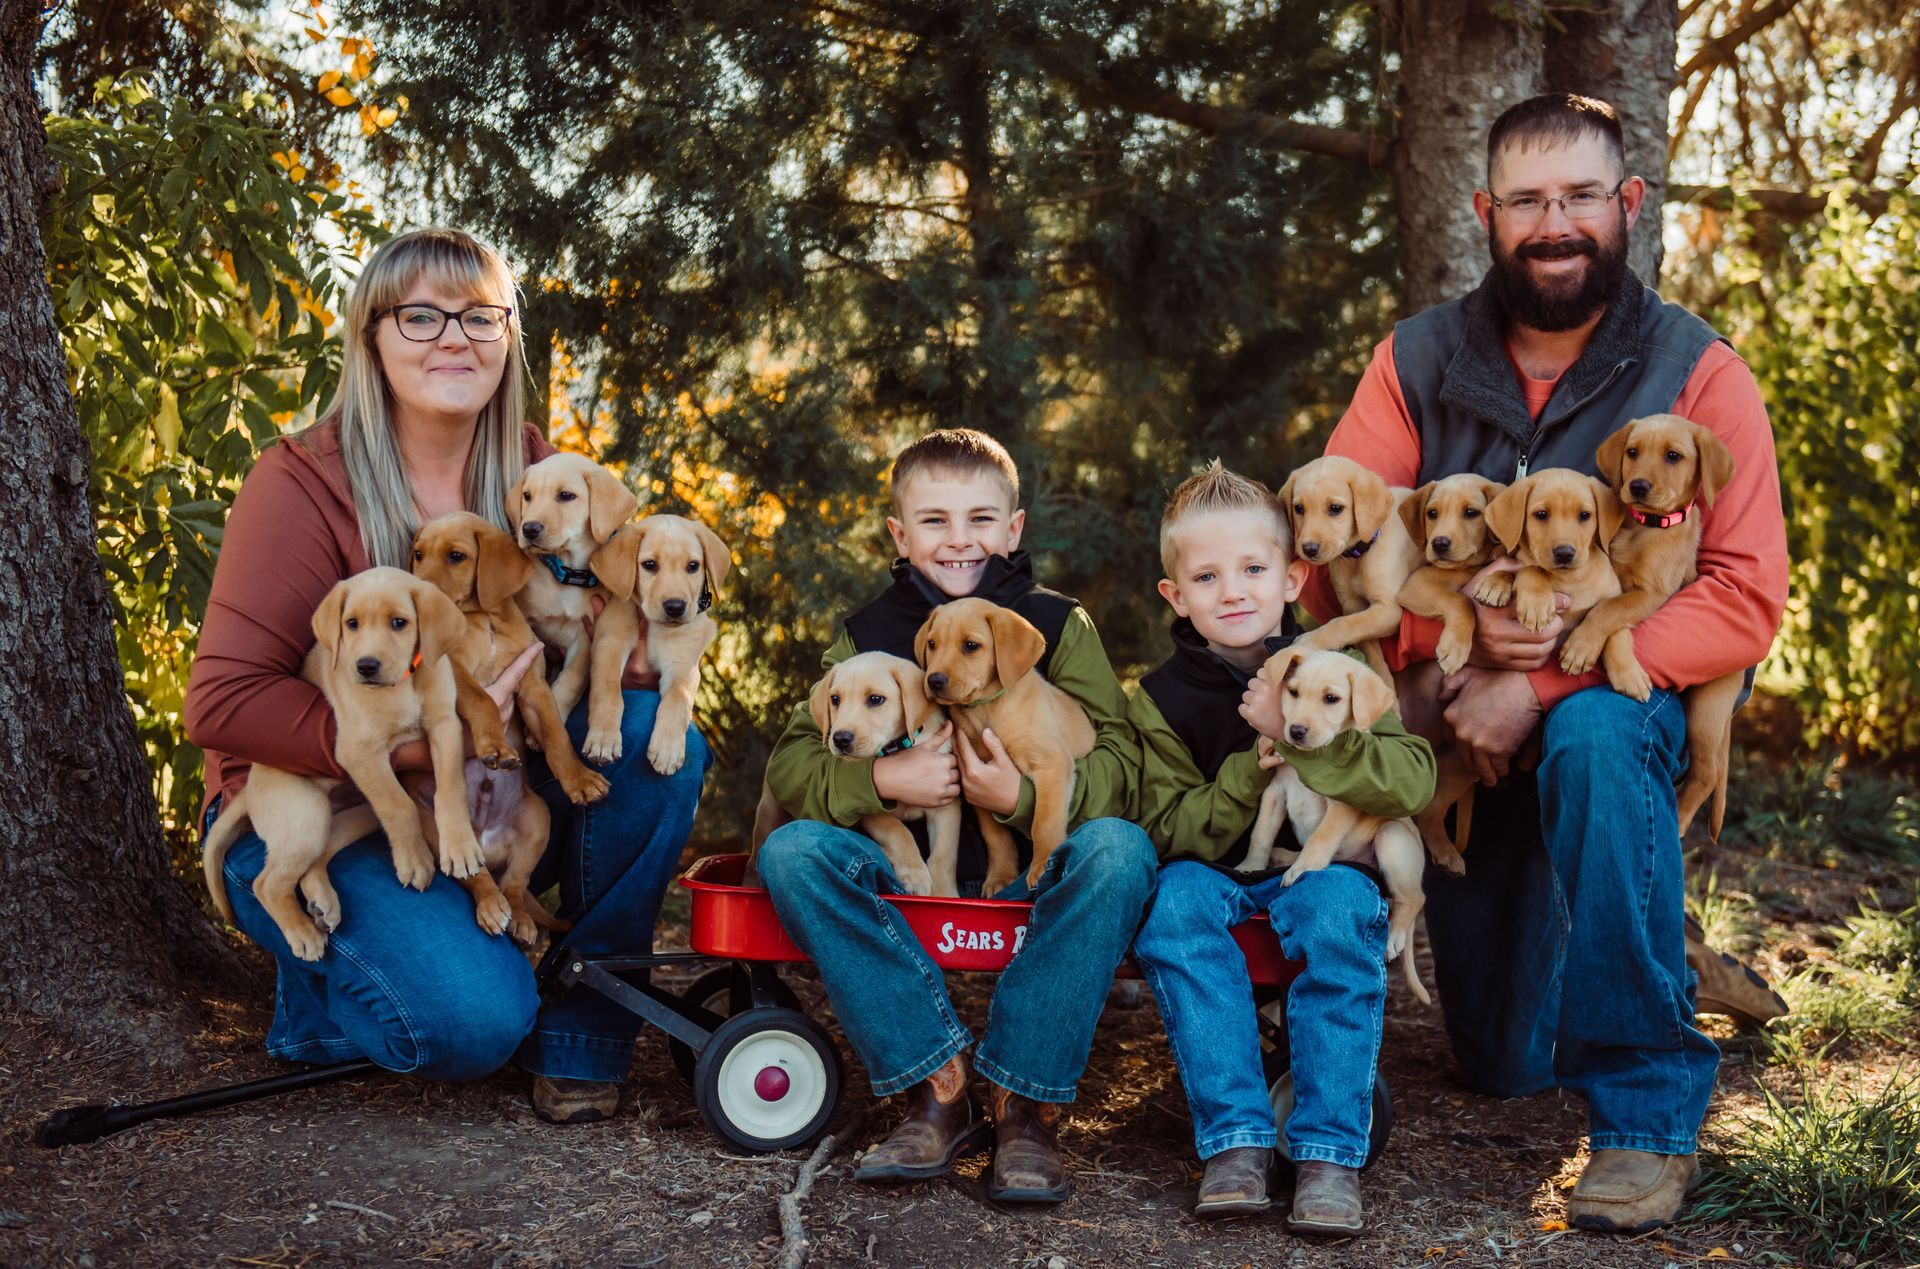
[1669,182,1902,218]
[1676,0,1805,80]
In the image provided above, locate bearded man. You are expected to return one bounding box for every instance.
[1304,94,1790,1233]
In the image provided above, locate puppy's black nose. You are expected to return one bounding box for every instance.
[1300,541,1321,560]
[1553,545,1576,566]
[926,672,948,694]
[1288,724,1309,744]
[355,657,381,679]
[1628,479,1652,499]
[1431,535,1452,555]
[663,598,686,619]
[521,521,545,542]
[832,730,854,754]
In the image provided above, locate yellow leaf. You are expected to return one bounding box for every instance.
[1423,1250,1446,1260]
[304,25,325,40]
[351,53,372,80]
[315,11,328,28]
[308,191,326,204]
[324,87,355,108]
[317,69,342,93]
[270,150,292,169]
[1537,1219,1568,1232]
[375,106,398,128]
[1705,1251,1732,1261]
[340,37,361,55]
[288,164,307,182]
[153,385,181,458]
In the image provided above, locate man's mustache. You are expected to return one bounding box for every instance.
[1516,238,1598,261]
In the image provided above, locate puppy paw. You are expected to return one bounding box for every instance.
[1559,628,1605,676]
[286,922,329,962]
[1385,928,1409,961]
[1515,591,1556,633]
[1470,575,1514,607]
[645,727,687,776]
[1429,847,1467,877]
[392,839,436,891]
[581,727,624,765]
[560,766,612,805]
[474,892,513,937]
[440,834,487,880]
[896,861,934,897]
[305,893,342,934]
[507,907,539,948]
[983,866,1019,899]
[1610,661,1652,703]
[1025,862,1048,891]
[1281,862,1305,887]
[1435,631,1472,677]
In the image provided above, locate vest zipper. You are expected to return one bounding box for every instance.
[1513,360,1632,481]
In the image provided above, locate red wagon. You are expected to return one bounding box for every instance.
[553,853,1393,1162]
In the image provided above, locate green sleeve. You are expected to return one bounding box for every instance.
[1130,689,1269,860]
[1266,705,1436,820]
[763,630,892,827]
[997,607,1142,834]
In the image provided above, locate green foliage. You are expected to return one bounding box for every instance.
[1720,751,1920,870]
[1711,192,1920,756]
[1763,887,1920,1066]
[1686,869,1760,956]
[1694,1075,1920,1266]
[43,77,382,837]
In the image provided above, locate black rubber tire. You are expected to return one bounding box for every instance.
[668,966,802,1081]
[1266,1052,1394,1173]
[692,1008,843,1154]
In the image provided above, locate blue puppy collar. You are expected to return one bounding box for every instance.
[1341,531,1380,560]
[542,554,599,588]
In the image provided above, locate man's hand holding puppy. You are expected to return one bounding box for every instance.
[955,726,1021,817]
[872,722,960,808]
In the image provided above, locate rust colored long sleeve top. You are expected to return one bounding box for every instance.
[184,419,554,818]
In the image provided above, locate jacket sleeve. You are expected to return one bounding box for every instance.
[1131,689,1270,860]
[182,444,348,781]
[998,607,1142,834]
[1265,704,1437,820]
[763,630,892,827]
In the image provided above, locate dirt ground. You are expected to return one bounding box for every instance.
[0,831,1895,1269]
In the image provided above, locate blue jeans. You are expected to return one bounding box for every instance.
[213,690,710,1083]
[756,817,1158,1100]
[1424,686,1719,1153]
[1134,860,1388,1166]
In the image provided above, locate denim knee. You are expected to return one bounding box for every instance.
[755,819,852,891]
[1066,818,1158,899]
[413,982,540,1082]
[1282,867,1386,952]
[1542,686,1676,769]
[1133,863,1225,955]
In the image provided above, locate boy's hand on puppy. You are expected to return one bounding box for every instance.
[874,722,959,808]
[957,727,1022,817]
[1238,673,1287,741]
[1255,735,1288,771]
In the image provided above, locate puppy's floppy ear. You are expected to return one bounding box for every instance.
[1398,483,1433,546]
[475,521,534,612]
[1349,466,1396,541]
[1275,471,1298,536]
[1484,478,1531,554]
[1474,475,1506,506]
[505,471,527,535]
[1594,421,1635,491]
[1693,423,1736,508]
[913,610,939,668]
[585,464,641,544]
[1590,477,1627,546]
[590,523,642,600]
[311,579,350,673]
[1346,661,1396,730]
[693,521,732,592]
[986,606,1047,688]
[410,576,467,669]
[808,667,836,739]
[1262,644,1309,686]
[893,659,939,736]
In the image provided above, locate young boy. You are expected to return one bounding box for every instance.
[1129,462,1434,1232]
[758,429,1154,1204]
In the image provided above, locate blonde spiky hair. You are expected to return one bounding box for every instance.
[1159,459,1291,577]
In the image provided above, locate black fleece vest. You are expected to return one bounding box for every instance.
[1393,275,1728,484]
[841,553,1076,884]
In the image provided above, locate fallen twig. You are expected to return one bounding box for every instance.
[776,1109,868,1269]
[324,1199,398,1224]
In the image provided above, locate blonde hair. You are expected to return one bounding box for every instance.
[1159,460,1291,576]
[302,227,531,569]
[890,428,1020,513]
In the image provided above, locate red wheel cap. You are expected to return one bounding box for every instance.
[754,1065,791,1102]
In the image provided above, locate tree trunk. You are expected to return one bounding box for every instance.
[0,0,241,1058]
[1544,0,1678,283]
[1391,0,1542,314]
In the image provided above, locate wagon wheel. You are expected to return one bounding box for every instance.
[668,965,803,1080]
[692,1008,842,1153]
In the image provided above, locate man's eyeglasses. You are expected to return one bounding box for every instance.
[376,303,514,343]
[1487,181,1625,224]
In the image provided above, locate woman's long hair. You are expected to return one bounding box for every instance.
[304,228,531,569]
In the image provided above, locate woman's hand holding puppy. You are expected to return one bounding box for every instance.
[872,722,960,808]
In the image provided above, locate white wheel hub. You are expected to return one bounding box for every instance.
[716,1028,827,1141]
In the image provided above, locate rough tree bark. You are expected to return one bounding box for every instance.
[0,0,240,1058]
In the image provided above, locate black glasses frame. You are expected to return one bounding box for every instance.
[374,303,515,342]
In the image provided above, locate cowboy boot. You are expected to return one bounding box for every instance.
[852,1054,991,1182]
[1287,1159,1365,1234]
[1194,1145,1273,1218]
[986,1083,1072,1203]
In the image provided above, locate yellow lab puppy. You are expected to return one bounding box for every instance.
[1280,456,1423,691]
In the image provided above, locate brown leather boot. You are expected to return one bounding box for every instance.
[1194,1146,1273,1218]
[852,1055,990,1183]
[1686,916,1788,1028]
[986,1084,1072,1203]
[531,1075,621,1125]
[1568,1150,1699,1234]
[1287,1159,1365,1234]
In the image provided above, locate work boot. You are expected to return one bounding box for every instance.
[1686,916,1788,1028]
[1194,1146,1273,1218]
[1287,1160,1365,1234]
[986,1083,1072,1203]
[1568,1149,1699,1234]
[531,1075,621,1124]
[852,1055,990,1182]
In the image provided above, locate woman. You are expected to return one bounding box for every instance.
[184,228,709,1124]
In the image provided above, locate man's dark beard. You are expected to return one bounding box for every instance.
[1487,211,1630,332]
